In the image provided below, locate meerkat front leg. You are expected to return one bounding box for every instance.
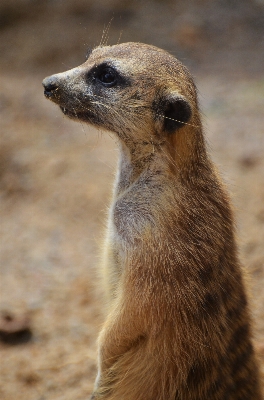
[90,287,147,399]
[93,227,132,397]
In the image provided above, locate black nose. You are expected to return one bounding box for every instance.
[42,76,59,97]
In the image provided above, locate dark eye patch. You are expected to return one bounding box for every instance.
[88,62,131,88]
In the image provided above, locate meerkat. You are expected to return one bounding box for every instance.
[43,42,263,400]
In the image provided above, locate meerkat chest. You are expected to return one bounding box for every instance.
[110,174,176,247]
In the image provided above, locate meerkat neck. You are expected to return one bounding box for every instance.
[115,124,209,195]
[168,125,209,178]
[115,140,162,195]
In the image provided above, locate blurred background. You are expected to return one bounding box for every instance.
[0,0,264,399]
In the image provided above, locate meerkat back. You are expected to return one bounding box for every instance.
[43,42,263,400]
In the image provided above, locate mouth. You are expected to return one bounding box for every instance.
[60,106,77,118]
[44,90,53,98]
[43,88,60,104]
[59,106,100,125]
[60,106,88,119]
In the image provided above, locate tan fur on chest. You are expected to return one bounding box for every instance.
[43,42,263,400]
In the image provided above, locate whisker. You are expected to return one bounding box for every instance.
[78,91,199,129]
[117,30,123,45]
[100,18,113,47]
[159,114,199,129]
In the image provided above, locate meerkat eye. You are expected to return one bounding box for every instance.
[97,67,117,87]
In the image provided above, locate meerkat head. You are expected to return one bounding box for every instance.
[43,43,198,147]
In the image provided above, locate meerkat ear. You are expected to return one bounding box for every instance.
[161,94,192,134]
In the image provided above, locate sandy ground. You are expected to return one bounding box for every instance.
[0,1,264,399]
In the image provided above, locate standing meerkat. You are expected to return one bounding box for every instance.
[43,43,262,400]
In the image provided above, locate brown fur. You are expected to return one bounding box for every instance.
[43,43,263,400]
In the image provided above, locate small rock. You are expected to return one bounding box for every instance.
[238,155,260,169]
[0,310,32,345]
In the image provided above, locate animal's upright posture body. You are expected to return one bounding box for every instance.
[43,43,262,400]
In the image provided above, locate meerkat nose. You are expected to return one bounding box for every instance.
[42,75,59,97]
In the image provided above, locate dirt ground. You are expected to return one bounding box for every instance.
[0,1,264,399]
